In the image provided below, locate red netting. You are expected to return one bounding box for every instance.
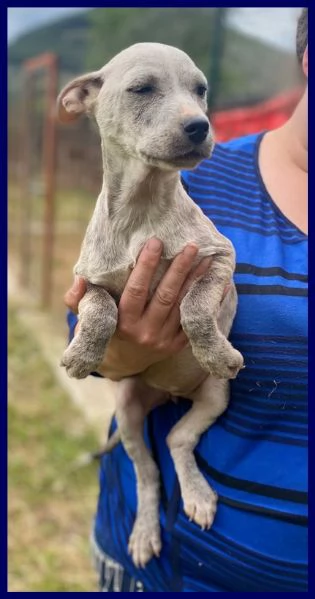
[212,87,303,142]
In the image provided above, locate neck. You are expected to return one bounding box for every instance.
[100,142,179,229]
[259,87,308,235]
[276,88,308,173]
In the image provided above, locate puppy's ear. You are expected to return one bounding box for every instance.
[57,71,104,123]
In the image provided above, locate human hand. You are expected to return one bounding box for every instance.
[64,239,227,380]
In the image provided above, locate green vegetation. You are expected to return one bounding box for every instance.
[8,306,99,591]
[8,8,299,110]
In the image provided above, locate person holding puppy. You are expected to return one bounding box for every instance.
[65,8,307,592]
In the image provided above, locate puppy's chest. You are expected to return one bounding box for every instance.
[83,258,171,302]
[74,202,222,298]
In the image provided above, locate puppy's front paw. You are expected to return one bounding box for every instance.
[210,344,244,379]
[193,338,244,379]
[60,338,102,379]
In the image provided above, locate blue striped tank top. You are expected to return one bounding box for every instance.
[93,132,308,592]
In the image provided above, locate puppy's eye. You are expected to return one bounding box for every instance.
[196,85,207,98]
[128,85,154,95]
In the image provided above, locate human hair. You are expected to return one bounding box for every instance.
[296,8,308,64]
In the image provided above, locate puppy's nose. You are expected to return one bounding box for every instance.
[183,117,209,144]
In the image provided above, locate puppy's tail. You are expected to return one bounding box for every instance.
[70,429,121,471]
[91,429,121,460]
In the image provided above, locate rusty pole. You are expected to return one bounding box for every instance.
[41,54,58,307]
[19,71,33,289]
[23,53,58,308]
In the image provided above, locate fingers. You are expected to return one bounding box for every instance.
[160,258,213,351]
[159,258,229,353]
[144,244,198,327]
[64,276,87,313]
[119,238,163,325]
[161,303,181,337]
[169,329,189,353]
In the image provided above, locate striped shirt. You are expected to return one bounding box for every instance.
[71,132,308,592]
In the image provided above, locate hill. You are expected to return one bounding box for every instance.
[8,8,300,110]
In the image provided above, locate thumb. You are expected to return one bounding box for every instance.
[64,276,86,313]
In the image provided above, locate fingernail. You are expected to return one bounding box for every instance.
[146,238,162,252]
[183,244,198,257]
[70,276,81,295]
[200,257,212,270]
[223,283,231,296]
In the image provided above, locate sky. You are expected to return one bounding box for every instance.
[7,7,302,53]
[7,8,89,42]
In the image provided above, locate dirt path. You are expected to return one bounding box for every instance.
[8,263,116,441]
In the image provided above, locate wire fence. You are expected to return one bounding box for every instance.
[8,8,303,331]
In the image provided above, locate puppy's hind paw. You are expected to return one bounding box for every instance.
[128,518,161,569]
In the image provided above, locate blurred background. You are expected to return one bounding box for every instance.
[8,7,304,592]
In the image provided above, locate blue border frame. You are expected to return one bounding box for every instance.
[5,3,311,597]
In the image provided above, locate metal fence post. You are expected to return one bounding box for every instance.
[21,53,58,308]
[208,8,227,113]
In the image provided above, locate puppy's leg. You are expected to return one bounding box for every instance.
[115,377,168,568]
[167,376,229,529]
[61,283,117,378]
[180,262,243,379]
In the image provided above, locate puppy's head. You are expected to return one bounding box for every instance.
[57,43,214,170]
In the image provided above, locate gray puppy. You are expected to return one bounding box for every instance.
[58,43,244,568]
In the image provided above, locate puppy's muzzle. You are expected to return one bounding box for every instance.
[183,117,210,145]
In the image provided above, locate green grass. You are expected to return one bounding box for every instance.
[8,305,100,592]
